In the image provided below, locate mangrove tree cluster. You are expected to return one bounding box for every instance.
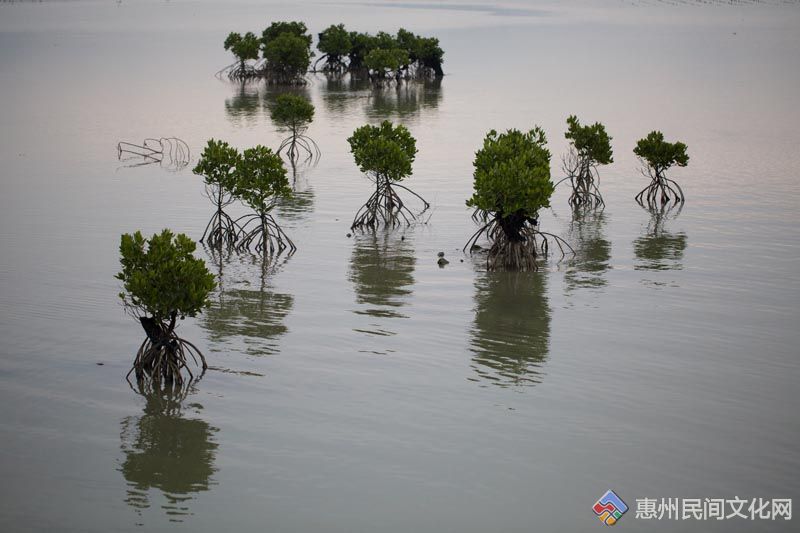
[316,25,444,82]
[222,21,314,84]
[194,139,295,256]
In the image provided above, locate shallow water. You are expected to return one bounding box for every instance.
[1,1,799,531]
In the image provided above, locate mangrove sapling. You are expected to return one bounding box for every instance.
[347,120,430,230]
[269,94,320,165]
[559,115,613,209]
[633,131,689,208]
[314,24,352,74]
[233,145,295,256]
[261,21,313,51]
[117,137,190,171]
[117,230,216,388]
[221,31,261,80]
[365,48,410,86]
[465,128,573,271]
[193,139,241,248]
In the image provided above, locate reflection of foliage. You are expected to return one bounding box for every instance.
[365,79,442,118]
[348,233,415,319]
[202,281,294,357]
[224,82,262,123]
[469,272,550,387]
[319,76,370,115]
[564,210,611,290]
[634,211,687,271]
[119,390,218,521]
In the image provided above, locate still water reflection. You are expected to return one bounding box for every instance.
[564,210,611,291]
[349,231,415,329]
[634,209,688,272]
[119,388,218,522]
[469,271,550,387]
[318,74,442,118]
[201,254,294,357]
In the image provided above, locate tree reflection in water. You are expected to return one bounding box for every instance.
[201,253,294,357]
[348,232,415,346]
[564,209,611,291]
[223,80,262,124]
[469,271,550,387]
[365,79,443,119]
[119,385,218,522]
[634,208,687,272]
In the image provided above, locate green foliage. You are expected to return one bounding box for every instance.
[348,121,417,182]
[467,128,554,217]
[263,32,312,77]
[365,48,410,76]
[414,36,444,74]
[193,139,239,191]
[261,21,312,50]
[269,94,314,129]
[317,24,352,59]
[565,115,613,166]
[223,31,260,63]
[634,131,689,173]
[117,230,216,322]
[374,31,399,51]
[348,31,376,68]
[234,146,291,214]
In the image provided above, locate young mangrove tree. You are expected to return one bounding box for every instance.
[269,94,320,165]
[117,229,216,387]
[347,120,429,230]
[222,31,261,80]
[465,128,572,271]
[193,139,241,249]
[560,115,613,209]
[634,130,689,208]
[233,145,295,256]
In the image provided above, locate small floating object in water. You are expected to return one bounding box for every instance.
[437,251,445,257]
[346,233,352,238]
[437,257,449,267]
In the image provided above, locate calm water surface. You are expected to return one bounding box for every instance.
[1,1,799,531]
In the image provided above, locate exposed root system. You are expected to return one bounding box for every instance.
[117,137,190,171]
[558,147,604,209]
[351,178,430,230]
[235,213,296,257]
[201,185,239,249]
[635,165,685,209]
[216,60,265,81]
[465,216,574,271]
[126,316,207,390]
[277,134,321,166]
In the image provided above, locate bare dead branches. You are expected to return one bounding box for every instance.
[117,137,190,171]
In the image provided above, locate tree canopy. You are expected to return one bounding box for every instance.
[117,230,216,322]
[348,121,417,182]
[261,21,312,50]
[317,24,352,60]
[193,139,240,191]
[223,31,260,64]
[269,94,314,129]
[262,32,312,80]
[467,128,554,218]
[234,146,292,214]
[634,131,689,174]
[365,48,409,79]
[565,115,613,166]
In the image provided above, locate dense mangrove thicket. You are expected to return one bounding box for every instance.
[194,139,241,248]
[117,230,216,388]
[269,94,320,166]
[634,131,689,208]
[315,24,444,82]
[348,120,429,230]
[219,21,313,84]
[559,115,613,209]
[466,128,572,271]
